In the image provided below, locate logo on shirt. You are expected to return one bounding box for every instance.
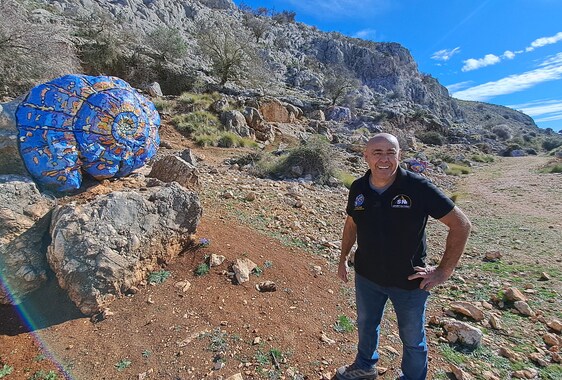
[391,194,412,208]
[354,194,365,210]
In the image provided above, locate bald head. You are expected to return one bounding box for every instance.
[366,133,400,151]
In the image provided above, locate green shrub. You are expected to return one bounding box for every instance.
[177,92,220,111]
[417,131,445,146]
[540,163,562,173]
[492,125,511,140]
[0,364,14,378]
[172,111,220,136]
[29,370,58,380]
[152,98,176,114]
[115,359,132,371]
[475,142,493,154]
[194,134,218,147]
[471,154,494,163]
[502,143,523,157]
[333,314,355,333]
[216,132,258,148]
[249,152,279,178]
[335,170,357,189]
[146,27,188,62]
[230,152,264,167]
[148,270,171,284]
[542,137,562,151]
[270,136,335,183]
[195,263,210,276]
[445,163,471,176]
[217,132,238,148]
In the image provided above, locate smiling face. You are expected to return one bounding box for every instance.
[364,133,401,188]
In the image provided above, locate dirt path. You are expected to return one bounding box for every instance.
[456,156,562,269]
[459,156,562,221]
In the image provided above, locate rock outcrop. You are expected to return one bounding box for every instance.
[47,181,202,315]
[0,175,55,304]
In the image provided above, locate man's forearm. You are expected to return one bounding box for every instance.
[340,216,357,263]
[437,207,471,275]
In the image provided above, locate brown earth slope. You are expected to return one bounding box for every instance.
[1,143,561,379]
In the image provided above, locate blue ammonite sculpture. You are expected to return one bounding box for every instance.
[14,74,160,192]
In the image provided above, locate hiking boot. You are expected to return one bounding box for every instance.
[336,363,377,380]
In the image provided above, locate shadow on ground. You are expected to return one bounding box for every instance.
[0,276,83,336]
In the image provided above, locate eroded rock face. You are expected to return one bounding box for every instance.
[0,100,27,175]
[47,182,202,315]
[0,175,55,304]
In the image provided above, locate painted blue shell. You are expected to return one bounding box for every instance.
[15,74,160,192]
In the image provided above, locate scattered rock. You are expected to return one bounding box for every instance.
[174,281,191,292]
[450,363,473,380]
[484,250,502,261]
[443,319,483,349]
[512,368,538,379]
[146,82,162,97]
[311,265,323,277]
[504,287,526,302]
[488,314,502,330]
[546,319,562,333]
[232,258,257,284]
[148,155,200,190]
[210,254,226,267]
[449,301,485,321]
[383,345,399,355]
[543,332,562,347]
[225,373,244,380]
[498,347,521,362]
[320,333,335,345]
[513,301,534,316]
[245,192,257,201]
[256,281,276,292]
[528,352,548,367]
[482,371,500,380]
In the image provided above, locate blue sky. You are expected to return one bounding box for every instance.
[233,0,562,131]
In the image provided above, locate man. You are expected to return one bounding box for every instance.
[336,133,471,380]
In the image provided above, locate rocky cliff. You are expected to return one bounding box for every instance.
[7,0,549,147]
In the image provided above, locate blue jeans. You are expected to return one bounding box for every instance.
[354,274,429,380]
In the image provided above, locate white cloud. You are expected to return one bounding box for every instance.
[431,47,461,61]
[535,112,562,123]
[353,28,377,40]
[445,81,473,93]
[461,54,501,72]
[503,50,516,59]
[452,53,562,101]
[526,31,562,52]
[508,99,562,117]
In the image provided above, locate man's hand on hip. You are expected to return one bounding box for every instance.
[408,265,452,291]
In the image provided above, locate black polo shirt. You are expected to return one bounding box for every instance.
[346,167,455,290]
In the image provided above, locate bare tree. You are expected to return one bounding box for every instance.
[0,0,79,95]
[243,14,269,43]
[197,22,264,86]
[323,65,361,105]
[74,11,127,76]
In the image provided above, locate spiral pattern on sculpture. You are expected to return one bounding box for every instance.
[15,75,160,192]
